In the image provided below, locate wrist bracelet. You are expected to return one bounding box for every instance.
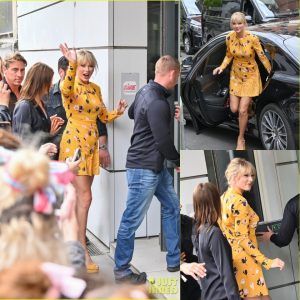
[99,144,107,150]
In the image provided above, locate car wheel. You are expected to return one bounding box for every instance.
[183,35,193,55]
[258,103,295,150]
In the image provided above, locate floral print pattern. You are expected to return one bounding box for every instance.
[220,31,272,97]
[219,187,272,298]
[59,62,120,176]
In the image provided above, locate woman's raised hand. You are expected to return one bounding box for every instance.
[116,99,128,115]
[213,66,223,75]
[59,43,77,64]
[271,258,285,271]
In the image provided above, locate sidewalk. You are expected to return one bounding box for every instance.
[87,232,180,299]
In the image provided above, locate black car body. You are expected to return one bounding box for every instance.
[181,0,203,54]
[201,0,299,43]
[181,19,299,150]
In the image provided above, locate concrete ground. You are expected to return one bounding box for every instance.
[87,232,180,299]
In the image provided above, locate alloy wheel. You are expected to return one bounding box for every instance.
[260,110,288,149]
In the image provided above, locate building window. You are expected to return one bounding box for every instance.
[0,1,13,36]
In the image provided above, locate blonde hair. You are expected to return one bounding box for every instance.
[0,148,68,270]
[0,149,49,212]
[225,158,256,186]
[155,55,180,75]
[230,12,247,26]
[77,49,98,70]
[3,52,27,69]
[0,213,68,270]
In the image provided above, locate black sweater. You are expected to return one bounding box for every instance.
[270,194,299,247]
[195,224,241,300]
[126,80,180,172]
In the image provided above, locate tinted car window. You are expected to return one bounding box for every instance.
[182,0,201,15]
[202,44,226,75]
[221,0,240,18]
[204,0,222,16]
[253,0,299,18]
[284,36,300,62]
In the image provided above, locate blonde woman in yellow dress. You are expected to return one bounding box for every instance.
[59,43,128,273]
[213,12,271,150]
[219,158,285,299]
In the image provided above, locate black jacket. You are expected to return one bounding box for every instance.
[270,194,299,247]
[194,224,240,300]
[126,80,180,172]
[12,99,51,145]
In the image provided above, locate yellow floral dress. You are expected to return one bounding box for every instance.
[219,187,272,298]
[59,62,121,176]
[220,31,271,97]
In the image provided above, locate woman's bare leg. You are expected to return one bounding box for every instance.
[237,96,252,149]
[230,94,240,114]
[72,175,94,265]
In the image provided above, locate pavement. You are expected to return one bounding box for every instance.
[183,121,263,150]
[87,232,180,299]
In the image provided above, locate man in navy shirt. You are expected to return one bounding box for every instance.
[114,55,180,284]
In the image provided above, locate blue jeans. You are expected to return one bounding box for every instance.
[114,167,180,278]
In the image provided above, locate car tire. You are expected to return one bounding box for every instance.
[183,35,193,55]
[258,103,295,150]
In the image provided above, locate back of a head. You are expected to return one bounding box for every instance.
[155,55,180,76]
[0,260,51,299]
[20,62,54,100]
[0,149,68,270]
[193,182,221,230]
[58,56,69,72]
[0,129,21,149]
[0,148,49,211]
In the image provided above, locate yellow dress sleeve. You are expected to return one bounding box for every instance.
[234,199,273,270]
[60,62,77,100]
[97,86,122,123]
[220,33,234,71]
[252,35,272,73]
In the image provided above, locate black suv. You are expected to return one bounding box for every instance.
[181,19,299,150]
[201,0,299,43]
[181,0,202,54]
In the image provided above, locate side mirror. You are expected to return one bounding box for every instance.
[245,15,253,24]
[182,56,193,68]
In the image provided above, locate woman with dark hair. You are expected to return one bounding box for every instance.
[193,182,240,300]
[12,62,64,145]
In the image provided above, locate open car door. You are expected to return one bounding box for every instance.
[182,40,231,127]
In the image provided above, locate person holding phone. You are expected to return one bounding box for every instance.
[219,158,285,299]
[59,43,127,273]
[213,12,271,150]
[257,194,299,248]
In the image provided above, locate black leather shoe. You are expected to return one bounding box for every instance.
[167,265,180,272]
[115,272,147,285]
